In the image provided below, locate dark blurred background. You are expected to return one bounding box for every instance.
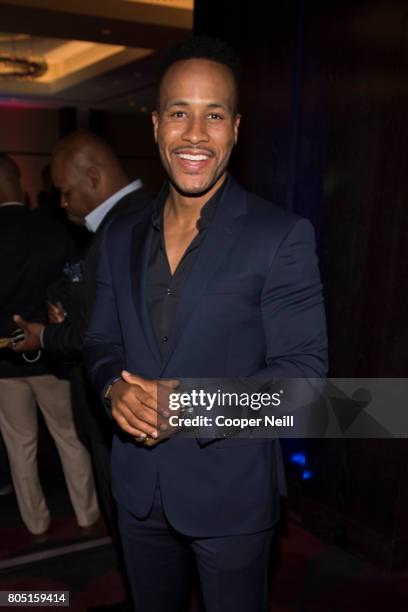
[2,0,407,379]
[1,0,408,572]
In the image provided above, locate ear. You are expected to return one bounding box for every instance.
[86,166,100,190]
[233,113,242,145]
[152,111,159,144]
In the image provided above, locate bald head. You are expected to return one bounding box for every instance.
[51,130,130,225]
[0,154,24,204]
[53,130,121,171]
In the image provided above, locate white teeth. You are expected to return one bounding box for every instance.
[177,153,208,161]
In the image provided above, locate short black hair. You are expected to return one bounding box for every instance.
[156,35,241,112]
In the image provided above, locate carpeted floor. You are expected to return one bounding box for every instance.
[1,424,408,611]
[0,417,108,563]
[1,517,408,611]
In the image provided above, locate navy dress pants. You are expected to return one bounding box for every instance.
[118,481,274,612]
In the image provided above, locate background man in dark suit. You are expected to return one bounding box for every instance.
[0,153,99,539]
[12,131,150,537]
[84,37,328,612]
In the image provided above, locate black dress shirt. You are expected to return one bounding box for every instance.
[146,178,228,362]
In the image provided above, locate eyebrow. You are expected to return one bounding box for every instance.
[166,100,230,111]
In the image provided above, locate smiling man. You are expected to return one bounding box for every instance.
[152,54,240,199]
[84,36,328,612]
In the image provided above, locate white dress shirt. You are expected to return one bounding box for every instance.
[84,179,142,233]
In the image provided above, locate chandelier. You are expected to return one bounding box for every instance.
[0,54,47,80]
[0,34,47,81]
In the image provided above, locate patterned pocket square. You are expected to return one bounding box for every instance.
[63,261,83,282]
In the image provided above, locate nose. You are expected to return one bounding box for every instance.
[182,115,209,144]
[59,193,67,209]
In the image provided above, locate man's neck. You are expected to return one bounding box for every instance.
[165,174,226,230]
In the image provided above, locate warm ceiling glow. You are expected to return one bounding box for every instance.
[124,0,193,8]
[0,0,193,101]
[0,33,30,43]
[0,35,153,94]
[37,41,125,83]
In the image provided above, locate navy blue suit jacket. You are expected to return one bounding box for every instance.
[84,176,328,537]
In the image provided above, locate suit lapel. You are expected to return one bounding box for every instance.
[130,210,163,368]
[90,188,149,265]
[160,178,248,374]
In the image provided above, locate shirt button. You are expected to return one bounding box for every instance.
[166,288,172,295]
[161,336,168,343]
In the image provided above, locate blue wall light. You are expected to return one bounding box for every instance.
[290,452,306,467]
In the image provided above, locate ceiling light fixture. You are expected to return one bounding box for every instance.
[0,34,47,80]
[0,53,47,80]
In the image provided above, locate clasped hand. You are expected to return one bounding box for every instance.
[110,371,180,447]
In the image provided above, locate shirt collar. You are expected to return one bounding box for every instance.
[151,175,230,233]
[85,179,142,233]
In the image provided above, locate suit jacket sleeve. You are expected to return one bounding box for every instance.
[83,230,125,397]
[255,216,328,379]
[195,217,327,445]
[42,302,87,361]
